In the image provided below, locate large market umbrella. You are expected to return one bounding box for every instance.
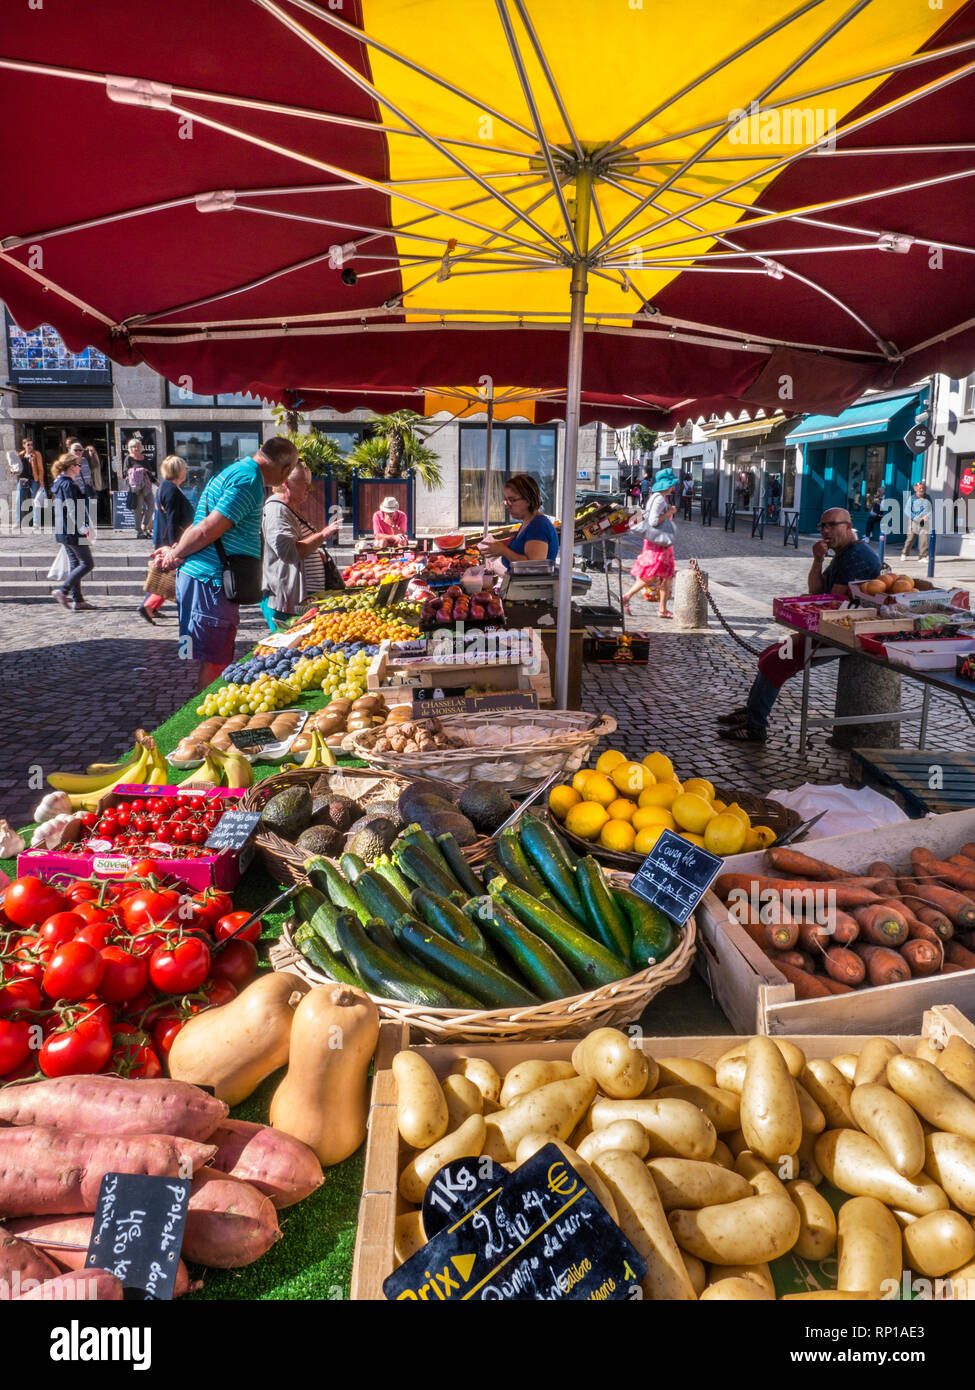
[3,1,975,704]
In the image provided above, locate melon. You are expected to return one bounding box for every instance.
[434,534,465,551]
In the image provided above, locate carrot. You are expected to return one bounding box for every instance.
[817,907,860,946]
[866,862,901,898]
[768,958,835,999]
[919,860,975,893]
[944,941,975,971]
[738,920,772,952]
[942,963,968,974]
[716,874,882,909]
[959,843,975,862]
[874,898,939,944]
[765,849,853,881]
[911,848,937,865]
[765,918,799,951]
[852,943,910,987]
[823,946,866,986]
[768,948,815,973]
[820,977,856,995]
[900,939,943,977]
[852,904,909,948]
[899,884,975,930]
[797,919,831,955]
[897,895,954,939]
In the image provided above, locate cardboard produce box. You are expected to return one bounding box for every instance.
[695,808,975,1036]
[350,1005,975,1301]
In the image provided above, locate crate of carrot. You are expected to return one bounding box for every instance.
[696,810,975,1037]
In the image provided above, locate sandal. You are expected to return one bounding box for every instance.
[657,610,672,619]
[622,600,633,616]
[718,724,767,743]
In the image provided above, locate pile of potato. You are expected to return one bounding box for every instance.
[390,1026,975,1300]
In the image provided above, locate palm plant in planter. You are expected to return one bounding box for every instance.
[349,413,443,489]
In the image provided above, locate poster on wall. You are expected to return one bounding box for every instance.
[119,427,159,484]
[5,312,111,387]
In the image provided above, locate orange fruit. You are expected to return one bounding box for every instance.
[599,819,636,853]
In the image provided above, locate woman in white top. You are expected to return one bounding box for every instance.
[261,461,339,625]
[622,468,678,619]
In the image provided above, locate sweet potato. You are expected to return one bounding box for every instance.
[0,1226,61,1299]
[852,944,910,987]
[823,947,865,987]
[5,1215,194,1295]
[900,939,943,978]
[0,1076,228,1140]
[852,905,909,948]
[15,1269,122,1301]
[207,1120,323,1209]
[182,1170,281,1268]
[0,1128,215,1218]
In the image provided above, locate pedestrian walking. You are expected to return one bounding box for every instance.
[140,455,194,625]
[864,488,884,541]
[901,481,932,560]
[261,461,340,628]
[50,453,96,611]
[12,436,43,528]
[622,467,679,619]
[125,443,154,539]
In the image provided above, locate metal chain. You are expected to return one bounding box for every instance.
[687,557,763,657]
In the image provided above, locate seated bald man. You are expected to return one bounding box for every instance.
[719,507,882,742]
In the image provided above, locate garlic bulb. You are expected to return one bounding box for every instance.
[34,790,73,824]
[0,820,26,857]
[30,813,81,850]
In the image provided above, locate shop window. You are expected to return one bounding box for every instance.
[964,377,975,417]
[459,425,557,525]
[782,454,796,509]
[168,426,260,501]
[166,382,265,407]
[956,456,975,502]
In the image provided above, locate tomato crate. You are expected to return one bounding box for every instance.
[17,784,252,892]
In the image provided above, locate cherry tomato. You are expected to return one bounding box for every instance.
[119,887,181,934]
[42,941,105,1003]
[210,938,258,989]
[98,946,149,1005]
[151,1014,184,1059]
[0,1018,33,1076]
[76,812,99,830]
[75,920,116,952]
[149,938,211,994]
[189,825,209,846]
[11,935,48,985]
[130,858,159,879]
[114,807,131,828]
[39,1010,112,1077]
[38,911,86,949]
[0,977,42,1016]
[196,978,237,1010]
[171,825,191,845]
[3,876,68,929]
[108,1023,162,1079]
[214,911,261,945]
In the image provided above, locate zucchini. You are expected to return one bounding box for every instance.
[371,856,414,902]
[435,833,485,897]
[613,888,677,969]
[517,817,587,922]
[394,916,539,1009]
[410,887,495,963]
[363,918,481,1009]
[339,852,367,883]
[334,911,455,1008]
[293,921,363,988]
[399,824,462,888]
[576,857,633,964]
[466,897,582,1003]
[496,829,550,898]
[394,841,462,900]
[294,884,343,956]
[356,869,413,925]
[307,857,371,926]
[491,878,631,990]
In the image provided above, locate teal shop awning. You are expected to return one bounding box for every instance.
[785,393,921,447]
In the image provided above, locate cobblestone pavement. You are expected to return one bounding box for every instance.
[1,520,973,829]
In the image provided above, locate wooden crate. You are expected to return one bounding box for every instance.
[816,614,916,649]
[349,1005,975,1301]
[367,634,541,694]
[695,808,975,1035]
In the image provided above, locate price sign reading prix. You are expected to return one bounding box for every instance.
[204,810,262,852]
[85,1173,189,1300]
[629,828,724,924]
[384,1144,646,1302]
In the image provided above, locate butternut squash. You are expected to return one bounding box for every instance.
[269,985,380,1166]
[167,970,309,1106]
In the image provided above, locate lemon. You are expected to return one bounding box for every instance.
[607,797,637,823]
[638,780,683,809]
[642,751,675,782]
[600,819,636,853]
[711,799,728,815]
[611,761,652,796]
[742,829,766,852]
[565,801,610,841]
[549,785,581,821]
[679,832,707,848]
[724,802,752,829]
[633,824,668,854]
[704,812,748,857]
[632,806,676,832]
[572,769,595,794]
[684,777,716,802]
[751,825,777,848]
[581,772,617,807]
[595,749,627,776]
[672,792,717,835]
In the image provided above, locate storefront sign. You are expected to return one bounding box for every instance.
[904,424,934,454]
[412,691,538,718]
[85,1173,189,1300]
[959,463,975,498]
[629,829,723,925]
[204,810,262,851]
[5,311,111,387]
[384,1144,646,1301]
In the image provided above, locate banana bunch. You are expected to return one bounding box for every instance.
[204,744,255,790]
[299,731,337,771]
[47,731,169,811]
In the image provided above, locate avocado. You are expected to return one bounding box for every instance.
[458,782,516,835]
[397,783,459,822]
[310,793,363,833]
[262,784,313,841]
[345,816,399,861]
[362,799,404,829]
[409,806,478,846]
[296,824,345,856]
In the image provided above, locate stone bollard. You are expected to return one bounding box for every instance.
[832,654,902,749]
[674,567,708,629]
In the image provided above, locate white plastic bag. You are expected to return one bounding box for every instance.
[765,782,909,841]
[47,545,70,583]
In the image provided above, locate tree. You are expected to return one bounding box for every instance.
[362,411,430,479]
[348,430,443,490]
[270,405,353,481]
[631,425,659,457]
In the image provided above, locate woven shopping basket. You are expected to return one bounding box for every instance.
[144,560,177,602]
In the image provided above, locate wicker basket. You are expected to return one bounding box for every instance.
[268,870,695,1043]
[241,765,496,884]
[345,709,617,794]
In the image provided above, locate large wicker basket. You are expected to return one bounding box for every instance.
[345,709,617,794]
[268,870,695,1043]
[241,765,497,884]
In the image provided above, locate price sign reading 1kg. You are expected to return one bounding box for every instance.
[383,1144,646,1301]
[629,828,724,925]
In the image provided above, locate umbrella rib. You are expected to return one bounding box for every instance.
[600,56,975,260]
[493,0,579,255]
[511,0,585,162]
[599,0,829,158]
[0,250,116,327]
[251,0,568,259]
[640,143,975,163]
[590,0,874,259]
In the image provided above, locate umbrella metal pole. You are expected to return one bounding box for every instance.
[555,167,593,709]
[482,393,494,540]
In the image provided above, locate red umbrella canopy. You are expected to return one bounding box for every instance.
[2,0,975,425]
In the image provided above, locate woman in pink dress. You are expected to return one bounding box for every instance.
[622,468,678,619]
[372,495,408,547]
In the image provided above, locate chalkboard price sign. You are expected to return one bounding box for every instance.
[204,809,262,852]
[384,1143,645,1302]
[85,1173,189,1300]
[228,726,277,752]
[629,828,723,925]
[421,1156,506,1238]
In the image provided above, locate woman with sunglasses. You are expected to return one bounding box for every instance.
[477,473,559,569]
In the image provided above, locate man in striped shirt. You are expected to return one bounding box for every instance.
[152,437,298,689]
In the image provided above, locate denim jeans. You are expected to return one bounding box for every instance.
[15,479,38,526]
[745,672,781,730]
[58,542,94,603]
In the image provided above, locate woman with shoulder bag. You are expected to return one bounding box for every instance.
[261,461,340,628]
[140,455,194,624]
[50,453,96,612]
[622,467,678,619]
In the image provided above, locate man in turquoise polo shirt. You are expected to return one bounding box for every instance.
[152,437,298,689]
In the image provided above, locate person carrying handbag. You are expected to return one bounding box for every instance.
[50,453,96,611]
[140,454,194,624]
[622,467,678,618]
[151,438,299,690]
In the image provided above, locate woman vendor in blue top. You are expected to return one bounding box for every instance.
[479,473,559,571]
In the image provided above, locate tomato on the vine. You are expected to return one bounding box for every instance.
[213,911,261,945]
[149,938,210,994]
[108,1023,162,1079]
[198,977,237,1009]
[97,946,149,1005]
[38,911,86,949]
[10,935,49,985]
[119,887,181,934]
[210,938,258,990]
[3,876,68,929]
[0,1018,32,1076]
[151,1014,184,1059]
[42,941,105,1003]
[74,920,116,952]
[0,977,42,1016]
[39,1009,112,1077]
